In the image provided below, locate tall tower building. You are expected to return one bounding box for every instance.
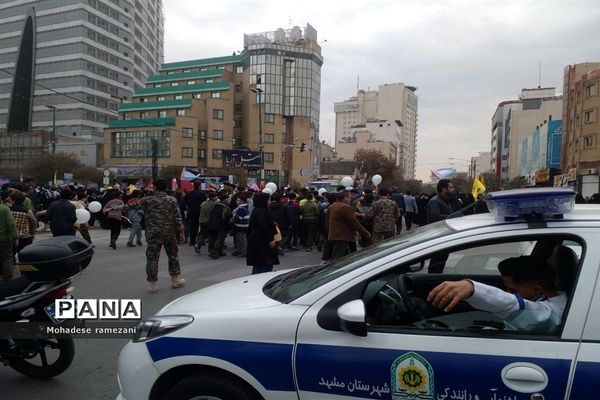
[0,0,164,139]
[334,83,418,179]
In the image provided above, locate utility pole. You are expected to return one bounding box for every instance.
[151,138,158,180]
[45,105,56,154]
[251,87,265,181]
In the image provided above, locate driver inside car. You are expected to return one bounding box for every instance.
[427,256,567,333]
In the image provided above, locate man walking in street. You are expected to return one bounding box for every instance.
[327,190,371,261]
[365,188,400,243]
[426,179,462,224]
[207,194,232,259]
[403,191,418,231]
[0,198,18,280]
[185,180,206,247]
[47,188,77,237]
[231,195,250,257]
[391,188,406,234]
[195,191,217,254]
[137,179,186,293]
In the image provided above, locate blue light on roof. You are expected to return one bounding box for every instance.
[485,188,575,220]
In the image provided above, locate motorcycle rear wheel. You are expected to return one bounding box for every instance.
[8,337,75,379]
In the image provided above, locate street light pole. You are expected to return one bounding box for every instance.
[45,105,56,154]
[251,87,264,181]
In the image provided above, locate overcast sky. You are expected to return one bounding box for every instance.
[162,0,600,181]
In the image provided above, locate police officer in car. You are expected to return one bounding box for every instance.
[428,256,567,333]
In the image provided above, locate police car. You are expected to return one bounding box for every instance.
[117,188,599,400]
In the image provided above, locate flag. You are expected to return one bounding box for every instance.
[171,178,178,191]
[472,176,486,199]
[180,167,200,181]
[207,180,218,191]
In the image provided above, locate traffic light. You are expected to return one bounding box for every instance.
[300,142,306,152]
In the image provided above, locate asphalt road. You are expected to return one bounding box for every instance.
[0,228,322,400]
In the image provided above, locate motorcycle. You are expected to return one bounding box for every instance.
[0,236,93,379]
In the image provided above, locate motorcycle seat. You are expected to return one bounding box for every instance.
[0,277,32,300]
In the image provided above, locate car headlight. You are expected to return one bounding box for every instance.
[132,315,194,343]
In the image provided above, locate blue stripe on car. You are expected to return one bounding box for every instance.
[146,337,295,391]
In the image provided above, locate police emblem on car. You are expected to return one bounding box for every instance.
[391,352,434,400]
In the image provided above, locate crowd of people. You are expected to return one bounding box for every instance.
[3,176,600,292]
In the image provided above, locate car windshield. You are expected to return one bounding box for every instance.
[264,222,453,303]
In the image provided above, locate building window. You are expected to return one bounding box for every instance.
[175,95,183,100]
[182,147,193,158]
[155,84,161,88]
[199,149,206,159]
[213,109,224,120]
[264,133,275,144]
[236,65,243,74]
[263,152,274,163]
[206,79,213,83]
[140,111,148,119]
[212,149,222,159]
[158,96,165,101]
[212,129,224,140]
[233,120,242,128]
[233,137,242,147]
[218,65,225,69]
[234,103,243,113]
[111,130,170,158]
[583,135,595,149]
[171,82,179,87]
[182,127,193,138]
[211,92,221,98]
[265,114,275,123]
[194,93,203,99]
[584,109,596,123]
[586,84,597,97]
[187,80,195,85]
[201,68,208,71]
[123,112,130,120]
[176,109,186,116]
[159,110,167,118]
[199,130,206,140]
[235,84,242,92]
[256,54,266,64]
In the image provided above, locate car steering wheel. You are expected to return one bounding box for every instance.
[396,274,425,320]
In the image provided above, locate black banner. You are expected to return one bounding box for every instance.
[222,150,262,169]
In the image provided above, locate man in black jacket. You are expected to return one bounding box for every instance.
[426,179,462,224]
[47,188,77,236]
[184,180,207,246]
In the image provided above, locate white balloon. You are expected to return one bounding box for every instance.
[340,176,354,187]
[88,201,102,213]
[262,187,273,194]
[372,174,382,185]
[346,186,353,190]
[266,182,277,192]
[75,208,91,225]
[318,188,327,195]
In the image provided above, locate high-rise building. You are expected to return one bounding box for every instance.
[334,83,418,179]
[491,87,562,180]
[102,24,323,186]
[0,0,164,139]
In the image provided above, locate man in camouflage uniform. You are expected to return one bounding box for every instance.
[137,179,186,293]
[365,188,400,243]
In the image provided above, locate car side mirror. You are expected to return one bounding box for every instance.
[337,300,367,337]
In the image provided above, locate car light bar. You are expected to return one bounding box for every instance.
[485,188,575,221]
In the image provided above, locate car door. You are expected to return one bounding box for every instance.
[293,229,599,400]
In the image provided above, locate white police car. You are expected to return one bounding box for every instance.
[117,188,599,400]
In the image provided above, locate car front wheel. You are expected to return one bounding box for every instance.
[165,372,262,400]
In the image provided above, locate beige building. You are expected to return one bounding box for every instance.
[337,129,397,164]
[334,83,417,178]
[508,96,563,179]
[562,63,600,174]
[103,24,323,186]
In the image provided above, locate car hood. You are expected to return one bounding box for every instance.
[157,271,288,315]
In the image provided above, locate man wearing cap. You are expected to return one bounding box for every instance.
[184,180,206,247]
